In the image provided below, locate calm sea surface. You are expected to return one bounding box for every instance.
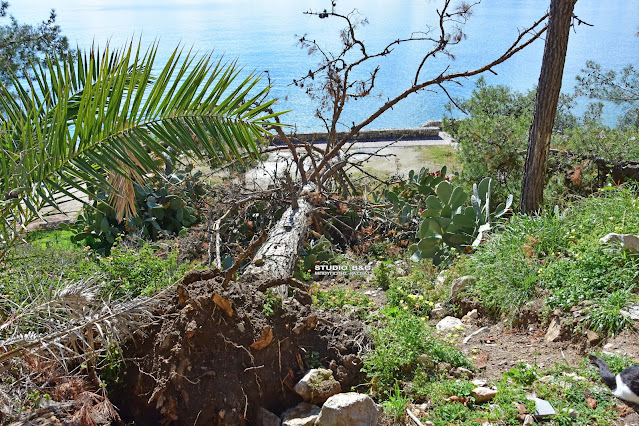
[9,0,639,130]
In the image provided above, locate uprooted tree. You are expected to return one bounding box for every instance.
[0,2,561,422]
[229,0,551,286]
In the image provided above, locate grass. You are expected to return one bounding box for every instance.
[417,145,462,172]
[452,187,639,334]
[399,357,627,426]
[0,231,190,305]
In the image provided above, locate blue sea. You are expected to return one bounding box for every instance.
[9,0,639,130]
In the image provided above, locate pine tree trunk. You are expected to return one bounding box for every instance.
[520,0,577,213]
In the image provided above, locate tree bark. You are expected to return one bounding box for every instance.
[520,0,577,213]
[240,199,313,287]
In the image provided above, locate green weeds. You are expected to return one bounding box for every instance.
[455,188,639,334]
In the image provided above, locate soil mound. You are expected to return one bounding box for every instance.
[115,270,369,425]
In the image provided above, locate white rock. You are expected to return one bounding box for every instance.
[294,369,341,404]
[472,379,487,387]
[545,317,562,343]
[471,387,498,403]
[533,397,555,418]
[430,305,446,319]
[436,316,466,333]
[600,233,639,252]
[281,402,321,426]
[627,303,639,320]
[450,275,475,300]
[435,271,448,287]
[315,393,381,426]
[562,407,578,418]
[523,414,534,425]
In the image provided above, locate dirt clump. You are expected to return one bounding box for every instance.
[115,269,369,425]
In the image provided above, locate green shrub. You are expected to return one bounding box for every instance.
[98,241,189,298]
[311,285,373,318]
[363,308,470,397]
[455,188,639,334]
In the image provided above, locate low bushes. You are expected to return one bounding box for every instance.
[453,187,639,334]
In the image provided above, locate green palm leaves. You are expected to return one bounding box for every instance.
[0,41,283,258]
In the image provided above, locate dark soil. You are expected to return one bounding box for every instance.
[113,269,369,425]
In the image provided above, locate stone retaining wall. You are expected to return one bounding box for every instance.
[274,126,440,143]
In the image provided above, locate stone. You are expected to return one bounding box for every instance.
[294,369,341,404]
[544,317,562,343]
[533,397,555,418]
[450,275,475,300]
[315,393,381,426]
[463,326,489,344]
[522,414,534,425]
[466,309,479,319]
[417,354,435,368]
[452,367,474,378]
[258,407,282,426]
[281,402,321,426]
[430,304,446,319]
[627,303,639,320]
[472,379,487,387]
[471,387,498,403]
[600,233,639,252]
[586,330,601,345]
[562,408,578,418]
[436,316,466,333]
[623,412,639,425]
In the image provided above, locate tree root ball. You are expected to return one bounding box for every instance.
[113,270,369,425]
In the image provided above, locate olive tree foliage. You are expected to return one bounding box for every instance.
[0,2,71,91]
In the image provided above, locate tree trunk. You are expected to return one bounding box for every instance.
[520,0,577,213]
[240,199,313,286]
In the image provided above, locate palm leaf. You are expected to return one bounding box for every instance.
[0,41,284,257]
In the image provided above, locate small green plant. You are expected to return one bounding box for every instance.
[373,262,392,290]
[98,241,190,298]
[382,382,411,423]
[25,389,52,409]
[263,289,282,317]
[504,363,540,386]
[363,309,471,397]
[304,350,321,369]
[311,285,373,318]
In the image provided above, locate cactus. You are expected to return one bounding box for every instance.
[381,169,512,265]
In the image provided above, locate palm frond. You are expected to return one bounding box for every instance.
[0,41,284,257]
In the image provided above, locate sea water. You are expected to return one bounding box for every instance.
[9,0,639,130]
